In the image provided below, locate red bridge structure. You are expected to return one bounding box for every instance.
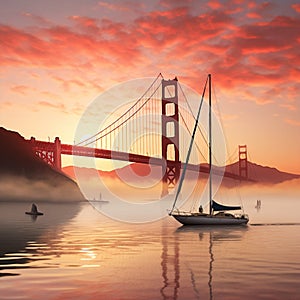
[27,74,250,196]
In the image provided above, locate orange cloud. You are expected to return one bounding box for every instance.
[53,76,87,92]
[280,104,297,111]
[247,12,261,19]
[11,85,33,95]
[70,16,105,36]
[207,0,222,10]
[292,3,300,13]
[285,119,300,126]
[2,101,12,107]
[38,100,66,111]
[22,12,52,26]
[98,1,130,12]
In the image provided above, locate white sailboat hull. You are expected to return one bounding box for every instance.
[172,214,249,226]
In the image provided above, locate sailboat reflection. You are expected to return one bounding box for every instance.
[208,231,214,300]
[161,225,247,300]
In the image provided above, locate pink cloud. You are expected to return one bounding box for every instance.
[206,13,300,90]
[0,20,142,72]
[233,17,298,55]
[0,25,67,67]
[1,2,299,108]
[135,7,234,54]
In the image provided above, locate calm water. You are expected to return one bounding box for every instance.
[0,199,300,300]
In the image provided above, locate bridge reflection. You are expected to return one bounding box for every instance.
[160,225,248,300]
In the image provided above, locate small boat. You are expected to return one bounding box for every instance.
[89,193,109,203]
[25,211,44,216]
[255,199,261,209]
[25,203,44,216]
[169,74,249,226]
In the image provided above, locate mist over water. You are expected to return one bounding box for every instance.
[0,175,83,202]
[64,164,300,224]
[239,179,300,225]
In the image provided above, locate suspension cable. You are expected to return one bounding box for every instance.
[76,73,163,146]
[83,82,162,147]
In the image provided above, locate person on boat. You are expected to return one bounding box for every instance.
[199,205,203,213]
[31,203,38,213]
[255,200,261,210]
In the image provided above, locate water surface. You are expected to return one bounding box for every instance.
[0,199,299,299]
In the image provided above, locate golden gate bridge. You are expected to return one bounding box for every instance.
[26,74,249,196]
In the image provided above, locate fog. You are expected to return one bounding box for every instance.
[0,175,84,202]
[68,165,300,208]
[238,178,300,200]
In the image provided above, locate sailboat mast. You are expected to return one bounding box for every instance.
[170,76,208,215]
[208,74,212,215]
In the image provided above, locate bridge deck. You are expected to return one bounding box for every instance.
[28,140,251,181]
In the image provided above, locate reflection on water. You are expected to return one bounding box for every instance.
[208,232,213,300]
[172,226,248,300]
[160,225,180,300]
[159,224,248,300]
[0,202,299,299]
[0,202,81,277]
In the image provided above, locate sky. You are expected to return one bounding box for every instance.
[0,0,300,174]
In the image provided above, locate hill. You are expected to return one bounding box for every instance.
[63,160,300,186]
[225,161,300,184]
[0,127,84,201]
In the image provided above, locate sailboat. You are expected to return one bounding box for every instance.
[169,74,249,226]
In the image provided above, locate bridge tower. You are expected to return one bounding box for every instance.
[238,145,248,180]
[161,78,180,196]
